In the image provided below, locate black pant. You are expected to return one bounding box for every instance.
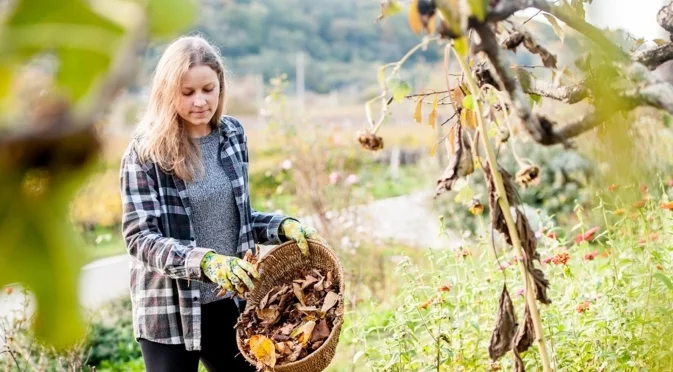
[139,299,255,372]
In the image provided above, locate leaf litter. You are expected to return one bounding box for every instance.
[236,268,342,371]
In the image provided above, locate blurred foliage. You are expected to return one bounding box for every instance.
[0,0,197,351]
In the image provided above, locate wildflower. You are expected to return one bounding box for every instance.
[546,231,559,240]
[551,252,570,266]
[418,298,435,310]
[608,184,619,192]
[600,250,610,258]
[515,164,541,189]
[438,284,452,292]
[632,200,646,209]
[576,301,590,314]
[515,288,525,296]
[661,201,673,210]
[456,248,471,258]
[328,172,339,185]
[344,174,359,185]
[541,256,554,265]
[668,179,673,187]
[583,251,599,261]
[612,208,626,216]
[640,184,648,194]
[280,159,292,170]
[575,226,600,244]
[498,261,513,270]
[4,287,12,296]
[657,264,664,271]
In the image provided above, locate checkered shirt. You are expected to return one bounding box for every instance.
[120,116,291,350]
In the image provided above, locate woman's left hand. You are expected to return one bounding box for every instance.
[280,220,328,256]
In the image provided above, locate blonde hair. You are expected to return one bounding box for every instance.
[135,35,227,182]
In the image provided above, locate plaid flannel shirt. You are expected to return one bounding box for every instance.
[119,115,293,351]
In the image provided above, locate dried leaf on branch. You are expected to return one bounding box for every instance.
[236,268,342,369]
[435,123,474,196]
[488,284,518,361]
[515,304,536,354]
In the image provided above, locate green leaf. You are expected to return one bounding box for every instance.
[147,0,197,39]
[387,77,411,102]
[467,0,488,21]
[0,0,125,102]
[381,0,402,17]
[653,273,673,291]
[462,95,475,110]
[453,36,469,57]
[543,13,565,43]
[454,184,474,204]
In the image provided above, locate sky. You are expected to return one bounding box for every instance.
[519,0,669,41]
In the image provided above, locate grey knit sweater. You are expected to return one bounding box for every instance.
[185,128,240,304]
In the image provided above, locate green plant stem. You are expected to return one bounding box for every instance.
[452,45,553,372]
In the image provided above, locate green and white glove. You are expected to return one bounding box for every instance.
[280,219,328,256]
[200,251,259,296]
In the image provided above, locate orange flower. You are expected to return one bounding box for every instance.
[575,226,600,244]
[600,250,610,258]
[542,256,554,264]
[650,233,659,241]
[438,284,452,292]
[668,179,673,187]
[576,301,590,314]
[632,200,646,209]
[583,251,599,261]
[608,184,619,192]
[552,252,570,266]
[657,264,664,271]
[546,232,559,240]
[456,249,471,258]
[418,298,435,310]
[640,184,648,194]
[612,208,626,216]
[4,287,12,296]
[661,201,673,210]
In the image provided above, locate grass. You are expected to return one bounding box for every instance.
[325,181,673,371]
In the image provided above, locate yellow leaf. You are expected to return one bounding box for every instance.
[430,142,437,157]
[447,124,456,154]
[428,95,438,130]
[654,38,668,46]
[429,110,438,130]
[453,36,469,57]
[377,66,386,88]
[408,0,423,35]
[249,335,277,368]
[426,14,436,34]
[414,97,423,123]
[543,13,565,43]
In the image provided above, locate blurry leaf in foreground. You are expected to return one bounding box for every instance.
[0,101,100,348]
[147,0,197,38]
[0,0,125,103]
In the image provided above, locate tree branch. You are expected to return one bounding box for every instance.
[634,43,673,70]
[524,79,588,104]
[474,23,565,145]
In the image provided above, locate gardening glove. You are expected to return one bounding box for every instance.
[200,251,259,296]
[280,219,328,256]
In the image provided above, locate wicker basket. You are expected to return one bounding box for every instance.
[236,239,345,372]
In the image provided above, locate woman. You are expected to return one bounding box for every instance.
[119,35,326,372]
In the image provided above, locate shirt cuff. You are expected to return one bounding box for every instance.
[185,247,216,282]
[269,216,299,244]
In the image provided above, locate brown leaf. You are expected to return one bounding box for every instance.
[256,308,281,326]
[515,210,540,263]
[321,291,340,313]
[451,87,465,110]
[414,96,423,124]
[286,342,303,362]
[302,275,319,290]
[521,29,557,69]
[291,321,316,345]
[311,319,330,343]
[515,304,535,353]
[314,276,325,292]
[435,122,474,196]
[513,350,526,372]
[503,32,524,50]
[531,267,551,305]
[260,289,273,309]
[488,285,518,362]
[293,282,306,306]
[311,340,324,350]
[279,322,296,336]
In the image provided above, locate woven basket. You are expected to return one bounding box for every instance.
[236,239,345,372]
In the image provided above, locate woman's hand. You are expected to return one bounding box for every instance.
[200,252,259,296]
[280,220,328,256]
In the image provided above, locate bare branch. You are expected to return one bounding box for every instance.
[634,43,673,70]
[474,23,565,145]
[524,79,588,104]
[657,1,673,34]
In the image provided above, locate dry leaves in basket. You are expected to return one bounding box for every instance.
[236,268,343,371]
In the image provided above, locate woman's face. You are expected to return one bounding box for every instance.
[176,64,220,137]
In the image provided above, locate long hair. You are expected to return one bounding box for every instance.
[134,35,227,182]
